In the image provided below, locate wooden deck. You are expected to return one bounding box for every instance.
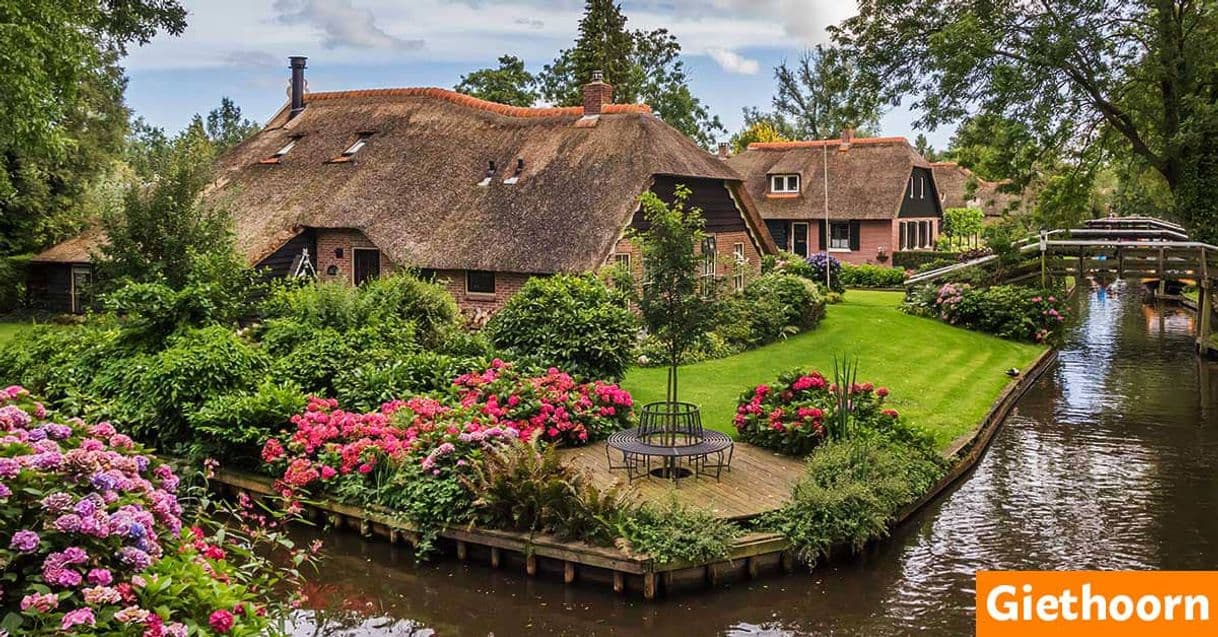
[558,441,807,520]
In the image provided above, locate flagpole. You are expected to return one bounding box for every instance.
[823,138,830,289]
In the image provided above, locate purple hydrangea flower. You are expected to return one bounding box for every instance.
[0,457,19,479]
[0,482,10,499]
[118,547,152,571]
[9,530,39,552]
[41,492,73,512]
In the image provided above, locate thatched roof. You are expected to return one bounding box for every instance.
[36,87,771,272]
[31,226,106,264]
[725,137,931,221]
[930,162,1021,218]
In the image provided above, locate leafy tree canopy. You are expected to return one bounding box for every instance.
[771,45,884,140]
[538,0,725,146]
[455,55,539,107]
[833,0,1218,240]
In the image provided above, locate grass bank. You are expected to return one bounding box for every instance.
[622,290,1046,449]
[0,321,35,346]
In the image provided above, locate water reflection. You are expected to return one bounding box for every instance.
[290,284,1218,636]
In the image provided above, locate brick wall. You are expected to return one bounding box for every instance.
[607,228,764,292]
[430,269,532,320]
[315,229,395,283]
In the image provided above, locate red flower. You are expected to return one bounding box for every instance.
[209,610,235,634]
[876,387,889,398]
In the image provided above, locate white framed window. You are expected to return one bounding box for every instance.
[274,140,296,158]
[919,176,926,199]
[732,242,745,291]
[613,253,630,269]
[830,222,851,251]
[341,134,371,157]
[909,177,915,197]
[770,174,800,193]
[466,270,495,295]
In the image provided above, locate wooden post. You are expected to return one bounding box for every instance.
[613,572,625,595]
[490,547,501,569]
[780,551,796,574]
[456,541,467,561]
[563,561,577,585]
[705,563,720,587]
[359,519,371,538]
[1158,247,1167,297]
[1199,281,1213,349]
[643,572,657,600]
[525,554,537,576]
[746,557,759,579]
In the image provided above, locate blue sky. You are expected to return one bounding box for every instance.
[123,0,956,149]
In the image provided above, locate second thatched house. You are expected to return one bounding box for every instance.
[726,130,944,266]
[30,58,776,314]
[930,161,1023,220]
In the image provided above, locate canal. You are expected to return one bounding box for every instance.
[288,282,1218,636]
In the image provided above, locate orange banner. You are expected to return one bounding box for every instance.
[976,571,1218,636]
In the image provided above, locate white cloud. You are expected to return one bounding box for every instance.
[272,0,424,50]
[220,50,280,67]
[706,48,759,74]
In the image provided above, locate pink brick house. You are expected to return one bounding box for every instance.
[726,131,944,266]
[30,58,775,314]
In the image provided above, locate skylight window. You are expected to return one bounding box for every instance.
[342,134,370,157]
[259,138,298,164]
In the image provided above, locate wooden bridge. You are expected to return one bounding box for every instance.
[906,216,1216,353]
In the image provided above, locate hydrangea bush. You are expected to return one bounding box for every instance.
[733,370,900,455]
[903,283,1069,343]
[260,361,633,555]
[0,386,299,636]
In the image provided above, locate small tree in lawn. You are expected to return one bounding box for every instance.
[635,186,718,404]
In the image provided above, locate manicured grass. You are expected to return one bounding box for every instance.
[621,290,1046,449]
[0,322,33,346]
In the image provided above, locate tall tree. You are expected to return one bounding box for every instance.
[771,45,883,140]
[913,134,939,162]
[204,97,260,153]
[833,0,1218,240]
[538,0,724,146]
[0,0,187,256]
[455,55,538,107]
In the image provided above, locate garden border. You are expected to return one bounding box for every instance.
[204,346,1058,601]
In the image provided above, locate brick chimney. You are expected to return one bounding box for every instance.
[582,70,613,116]
[289,56,308,120]
[839,127,854,150]
[717,142,731,160]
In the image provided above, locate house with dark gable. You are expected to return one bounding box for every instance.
[930,161,1023,220]
[725,130,944,266]
[30,58,776,314]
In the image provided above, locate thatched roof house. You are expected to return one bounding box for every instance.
[930,161,1022,219]
[726,131,943,265]
[31,59,775,314]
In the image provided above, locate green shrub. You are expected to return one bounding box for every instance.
[761,251,817,279]
[892,250,957,270]
[464,441,628,545]
[138,326,271,451]
[742,273,826,341]
[839,263,907,288]
[761,438,945,566]
[333,351,489,411]
[359,273,462,348]
[616,499,741,564]
[487,274,637,380]
[188,379,308,464]
[0,254,31,313]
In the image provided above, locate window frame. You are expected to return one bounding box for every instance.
[791,222,810,257]
[613,253,631,269]
[732,242,746,291]
[829,222,852,251]
[465,270,496,295]
[770,173,801,194]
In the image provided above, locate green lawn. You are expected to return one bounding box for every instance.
[0,321,33,346]
[621,290,1046,449]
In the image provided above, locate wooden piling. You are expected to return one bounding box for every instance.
[490,547,501,569]
[456,541,467,561]
[643,572,657,600]
[564,562,577,584]
[525,554,537,576]
[613,572,625,594]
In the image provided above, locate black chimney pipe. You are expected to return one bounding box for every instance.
[289,56,307,120]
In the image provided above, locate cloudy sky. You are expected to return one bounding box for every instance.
[124,0,954,147]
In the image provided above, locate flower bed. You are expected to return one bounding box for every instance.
[903,283,1068,343]
[0,386,292,636]
[261,361,633,554]
[733,370,899,455]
